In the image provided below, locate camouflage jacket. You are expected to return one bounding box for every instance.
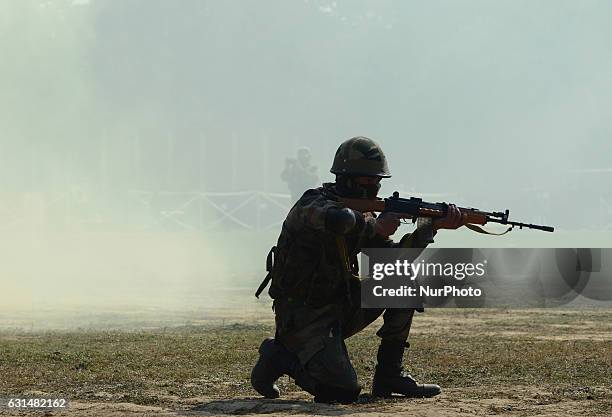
[267,183,435,307]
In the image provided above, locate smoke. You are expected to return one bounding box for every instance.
[1,0,611,327]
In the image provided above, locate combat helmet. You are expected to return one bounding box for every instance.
[330,136,391,177]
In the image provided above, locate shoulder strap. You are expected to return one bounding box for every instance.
[255,246,276,298]
[335,235,354,304]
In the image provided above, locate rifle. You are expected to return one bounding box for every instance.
[338,191,554,233]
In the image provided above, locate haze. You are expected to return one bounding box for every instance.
[1,0,611,328]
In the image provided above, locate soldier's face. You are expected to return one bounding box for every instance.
[298,152,310,165]
[353,176,382,199]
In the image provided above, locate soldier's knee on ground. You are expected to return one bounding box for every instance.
[303,335,361,403]
[314,382,361,404]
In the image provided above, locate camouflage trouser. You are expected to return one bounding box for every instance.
[274,291,415,395]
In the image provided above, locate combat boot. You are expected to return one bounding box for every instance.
[371,340,441,398]
[251,337,317,399]
[251,338,284,398]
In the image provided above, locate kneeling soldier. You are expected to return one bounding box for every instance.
[252,137,464,403]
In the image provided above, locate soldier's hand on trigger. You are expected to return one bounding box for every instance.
[374,212,400,237]
[432,204,466,230]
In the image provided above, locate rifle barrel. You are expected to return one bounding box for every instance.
[487,217,554,232]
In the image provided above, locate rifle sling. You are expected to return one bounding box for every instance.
[466,223,513,236]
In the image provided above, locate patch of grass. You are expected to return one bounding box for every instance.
[1,311,610,409]
[346,332,612,389]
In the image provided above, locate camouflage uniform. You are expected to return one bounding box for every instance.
[252,137,440,403]
[267,183,434,399]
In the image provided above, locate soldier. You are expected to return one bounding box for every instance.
[281,147,319,203]
[252,137,465,403]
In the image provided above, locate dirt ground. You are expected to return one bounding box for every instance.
[1,308,611,417]
[6,387,603,417]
